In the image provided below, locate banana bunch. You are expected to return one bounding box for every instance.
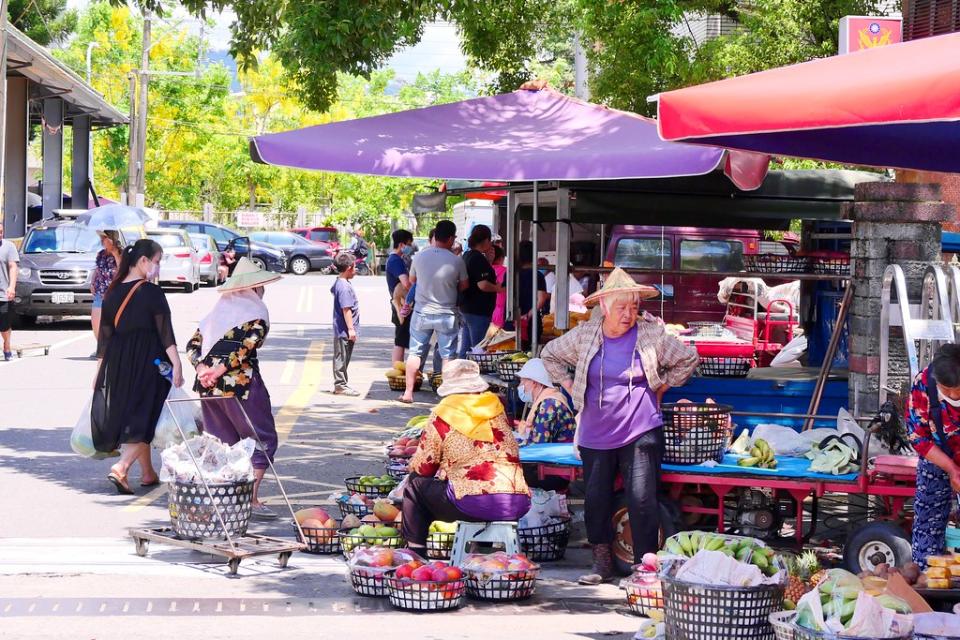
[738,438,777,469]
[385,361,407,378]
[662,532,781,576]
[501,352,531,363]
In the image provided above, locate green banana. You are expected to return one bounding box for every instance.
[738,457,761,467]
[665,539,685,556]
[752,553,769,570]
[736,546,754,563]
[840,599,857,625]
[705,536,725,551]
[719,547,735,557]
[677,532,693,556]
[750,446,762,458]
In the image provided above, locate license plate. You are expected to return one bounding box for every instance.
[51,292,75,304]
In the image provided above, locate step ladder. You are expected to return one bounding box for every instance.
[879,264,956,404]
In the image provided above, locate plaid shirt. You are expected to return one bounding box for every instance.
[540,316,699,412]
[906,368,960,465]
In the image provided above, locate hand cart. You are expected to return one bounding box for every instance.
[129,395,305,576]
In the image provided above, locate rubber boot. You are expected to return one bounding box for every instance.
[578,543,614,585]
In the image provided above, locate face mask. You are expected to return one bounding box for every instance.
[938,386,960,407]
[517,384,531,403]
[402,245,414,256]
[146,262,159,280]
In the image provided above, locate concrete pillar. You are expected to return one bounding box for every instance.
[71,116,90,210]
[3,78,28,235]
[848,182,953,416]
[41,98,64,219]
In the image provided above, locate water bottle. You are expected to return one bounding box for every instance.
[154,358,173,381]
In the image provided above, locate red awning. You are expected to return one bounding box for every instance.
[656,33,960,173]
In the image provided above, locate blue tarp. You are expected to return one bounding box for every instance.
[520,442,860,482]
[943,231,960,253]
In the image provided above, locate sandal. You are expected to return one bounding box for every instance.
[107,471,133,495]
[140,477,160,487]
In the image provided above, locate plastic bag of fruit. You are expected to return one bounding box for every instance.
[348,546,423,576]
[795,570,914,637]
[460,552,539,581]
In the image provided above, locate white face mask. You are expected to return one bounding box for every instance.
[937,385,960,407]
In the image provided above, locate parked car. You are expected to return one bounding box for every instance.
[148,229,201,293]
[292,226,340,251]
[14,220,140,324]
[249,231,334,275]
[159,220,286,273]
[189,233,223,286]
[603,225,799,325]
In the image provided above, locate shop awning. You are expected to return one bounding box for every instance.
[251,87,769,190]
[655,33,960,173]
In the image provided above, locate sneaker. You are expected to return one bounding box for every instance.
[251,503,277,519]
[333,386,361,397]
[2,352,12,361]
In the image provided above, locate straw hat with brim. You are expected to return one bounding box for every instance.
[437,359,489,397]
[217,256,282,292]
[584,267,660,308]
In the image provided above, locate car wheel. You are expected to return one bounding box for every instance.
[290,256,311,276]
[611,494,681,575]
[251,257,267,271]
[183,282,194,294]
[842,521,912,573]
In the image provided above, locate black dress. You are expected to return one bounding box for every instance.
[92,280,176,452]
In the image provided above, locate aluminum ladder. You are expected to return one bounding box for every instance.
[879,264,956,404]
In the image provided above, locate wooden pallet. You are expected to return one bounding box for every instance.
[129,527,304,576]
[14,343,50,358]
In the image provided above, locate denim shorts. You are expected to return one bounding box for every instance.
[92,294,104,309]
[408,311,459,361]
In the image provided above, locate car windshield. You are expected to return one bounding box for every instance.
[23,225,101,253]
[313,230,337,243]
[150,233,187,248]
[189,237,209,251]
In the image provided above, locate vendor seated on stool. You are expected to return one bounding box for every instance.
[402,359,531,553]
[515,358,577,492]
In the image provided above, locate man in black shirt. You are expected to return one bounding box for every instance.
[457,224,503,358]
[514,240,548,351]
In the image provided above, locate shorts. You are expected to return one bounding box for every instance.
[408,311,458,361]
[391,304,410,349]
[0,301,11,332]
[92,294,104,309]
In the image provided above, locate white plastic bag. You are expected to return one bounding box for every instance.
[838,407,890,457]
[770,335,807,367]
[760,281,800,314]
[717,277,767,305]
[70,398,118,459]
[751,424,812,457]
[152,387,201,450]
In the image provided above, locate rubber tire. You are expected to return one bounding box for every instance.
[842,521,912,573]
[182,282,193,294]
[290,256,311,275]
[251,258,267,271]
[611,493,681,575]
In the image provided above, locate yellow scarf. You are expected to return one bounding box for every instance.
[434,392,504,442]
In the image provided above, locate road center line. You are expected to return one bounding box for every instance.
[279,359,296,385]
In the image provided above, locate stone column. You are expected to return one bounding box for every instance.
[848,183,953,416]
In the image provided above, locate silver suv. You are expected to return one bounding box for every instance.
[14,220,136,325]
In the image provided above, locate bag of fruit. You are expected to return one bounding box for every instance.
[347,546,424,598]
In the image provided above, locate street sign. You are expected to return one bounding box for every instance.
[236,210,262,228]
[839,16,902,54]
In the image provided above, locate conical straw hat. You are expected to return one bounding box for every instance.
[217,257,282,292]
[584,267,660,307]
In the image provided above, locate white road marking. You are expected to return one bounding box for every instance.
[296,324,304,337]
[295,286,306,313]
[305,287,314,313]
[279,359,295,385]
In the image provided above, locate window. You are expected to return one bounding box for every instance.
[205,225,234,245]
[613,238,671,270]
[150,233,187,248]
[680,240,744,272]
[23,225,100,253]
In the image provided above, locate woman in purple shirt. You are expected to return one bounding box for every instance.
[541,268,699,585]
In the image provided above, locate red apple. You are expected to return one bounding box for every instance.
[395,564,413,579]
[431,568,449,582]
[443,566,463,580]
[411,566,435,582]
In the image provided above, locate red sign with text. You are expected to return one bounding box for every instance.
[839,16,903,54]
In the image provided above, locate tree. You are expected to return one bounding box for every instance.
[10,0,77,45]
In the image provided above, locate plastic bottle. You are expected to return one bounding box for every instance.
[154,358,173,381]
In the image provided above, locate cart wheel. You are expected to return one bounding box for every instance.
[278,552,292,568]
[228,558,241,575]
[611,493,680,575]
[842,521,912,573]
[134,538,149,557]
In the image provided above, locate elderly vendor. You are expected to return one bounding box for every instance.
[402,359,531,553]
[541,268,699,584]
[905,343,960,567]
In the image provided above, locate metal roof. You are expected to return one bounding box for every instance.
[6,24,127,127]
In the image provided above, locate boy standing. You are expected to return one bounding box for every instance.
[331,253,360,396]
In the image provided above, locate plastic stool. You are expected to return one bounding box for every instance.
[450,521,521,567]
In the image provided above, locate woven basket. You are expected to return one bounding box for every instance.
[744,254,811,275]
[295,521,342,554]
[791,625,912,640]
[385,571,465,612]
[697,356,753,378]
[811,257,850,276]
[497,359,526,383]
[468,350,519,374]
[769,611,796,640]
[348,567,391,597]
[429,372,443,392]
[518,516,571,562]
[660,403,733,465]
[625,570,664,617]
[463,566,539,602]
[660,560,785,640]
[387,375,423,392]
[344,476,396,498]
[426,531,455,559]
[338,528,404,558]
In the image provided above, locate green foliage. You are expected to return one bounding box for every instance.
[10,0,77,45]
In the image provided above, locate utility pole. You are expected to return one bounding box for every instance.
[134,14,151,207]
[126,72,137,206]
[573,31,589,100]
[0,0,9,211]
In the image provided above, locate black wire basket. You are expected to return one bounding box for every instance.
[385,570,466,612]
[468,350,519,374]
[660,560,785,640]
[348,567,392,598]
[338,500,374,519]
[429,372,443,392]
[338,528,404,558]
[295,521,342,554]
[463,566,539,602]
[743,254,812,275]
[496,359,526,384]
[518,516,572,562]
[344,476,397,498]
[426,531,455,559]
[811,256,850,276]
[387,375,423,392]
[384,459,410,482]
[168,479,254,540]
[791,625,913,640]
[660,403,733,465]
[697,356,753,378]
[625,570,664,617]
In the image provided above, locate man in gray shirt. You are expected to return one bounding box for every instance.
[0,222,20,360]
[400,220,467,403]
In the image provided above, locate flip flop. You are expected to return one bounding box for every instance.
[140,478,160,488]
[107,472,133,495]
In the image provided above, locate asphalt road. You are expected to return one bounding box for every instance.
[0,273,634,639]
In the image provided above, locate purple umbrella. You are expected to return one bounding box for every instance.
[250,87,769,190]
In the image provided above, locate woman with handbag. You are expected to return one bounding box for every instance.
[93,239,182,494]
